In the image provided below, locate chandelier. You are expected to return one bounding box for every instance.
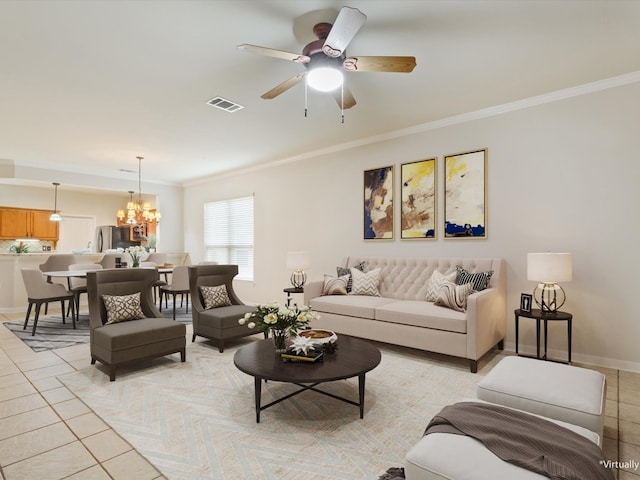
[116,156,161,225]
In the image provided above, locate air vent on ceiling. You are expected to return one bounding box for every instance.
[206,96,244,112]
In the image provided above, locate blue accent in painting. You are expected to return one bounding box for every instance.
[445,222,485,237]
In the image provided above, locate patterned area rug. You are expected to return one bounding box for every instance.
[3,302,192,352]
[58,340,505,480]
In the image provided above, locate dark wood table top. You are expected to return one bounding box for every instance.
[234,335,381,383]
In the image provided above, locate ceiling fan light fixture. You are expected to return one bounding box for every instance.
[307,67,343,92]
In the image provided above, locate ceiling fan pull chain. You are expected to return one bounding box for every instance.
[304,80,308,117]
[341,83,345,124]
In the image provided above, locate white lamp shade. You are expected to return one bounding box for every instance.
[527,253,572,283]
[286,251,310,270]
[306,68,343,92]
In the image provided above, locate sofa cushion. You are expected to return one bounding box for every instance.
[350,267,381,296]
[310,295,397,319]
[434,281,474,312]
[102,293,146,324]
[425,269,457,301]
[93,317,185,352]
[322,274,350,295]
[337,262,365,292]
[374,300,467,333]
[455,265,493,291]
[200,285,232,309]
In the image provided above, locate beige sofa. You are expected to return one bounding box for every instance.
[304,256,506,372]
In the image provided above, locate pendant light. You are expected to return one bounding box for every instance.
[49,182,62,222]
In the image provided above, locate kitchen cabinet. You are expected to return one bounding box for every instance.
[0,207,59,240]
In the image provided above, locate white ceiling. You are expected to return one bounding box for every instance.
[1,0,639,187]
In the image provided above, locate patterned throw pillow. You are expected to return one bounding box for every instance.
[322,274,350,295]
[102,293,146,324]
[200,285,232,309]
[425,270,457,302]
[455,265,494,291]
[434,281,474,312]
[337,262,365,292]
[350,267,381,296]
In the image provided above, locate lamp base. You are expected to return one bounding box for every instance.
[290,270,306,289]
[533,282,566,313]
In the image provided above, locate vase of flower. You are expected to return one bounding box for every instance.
[125,245,146,268]
[271,329,288,353]
[238,302,321,353]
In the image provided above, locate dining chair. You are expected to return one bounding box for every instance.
[21,269,76,336]
[159,265,190,320]
[87,268,186,381]
[140,261,167,303]
[68,263,103,319]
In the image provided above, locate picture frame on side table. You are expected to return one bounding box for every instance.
[444,148,487,239]
[364,165,394,240]
[520,293,533,313]
[400,158,437,239]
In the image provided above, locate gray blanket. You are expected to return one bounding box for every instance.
[425,402,614,480]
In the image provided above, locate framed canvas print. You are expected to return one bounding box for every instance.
[444,148,487,238]
[401,158,437,239]
[364,165,394,240]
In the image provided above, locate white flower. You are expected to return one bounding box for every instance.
[264,313,278,325]
[297,313,308,323]
[243,312,252,319]
[248,322,256,329]
[238,318,245,325]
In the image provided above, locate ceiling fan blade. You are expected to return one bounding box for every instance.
[322,7,367,58]
[237,44,309,63]
[261,72,306,100]
[343,56,417,73]
[332,87,356,109]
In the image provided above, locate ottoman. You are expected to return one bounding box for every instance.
[404,399,601,480]
[477,356,606,441]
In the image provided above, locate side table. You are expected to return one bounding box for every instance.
[515,308,573,364]
[283,287,303,306]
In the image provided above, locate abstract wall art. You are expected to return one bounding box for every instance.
[364,165,394,240]
[400,158,436,239]
[444,148,487,239]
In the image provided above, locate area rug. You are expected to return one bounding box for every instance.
[58,340,505,480]
[3,302,193,352]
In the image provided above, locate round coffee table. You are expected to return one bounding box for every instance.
[234,335,381,422]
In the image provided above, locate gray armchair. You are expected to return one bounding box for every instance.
[87,268,186,381]
[188,264,258,352]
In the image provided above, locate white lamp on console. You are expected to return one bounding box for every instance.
[286,251,310,289]
[527,252,572,313]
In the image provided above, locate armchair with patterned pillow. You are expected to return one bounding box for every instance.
[188,264,259,352]
[87,268,186,381]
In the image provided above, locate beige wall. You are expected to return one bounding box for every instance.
[183,80,640,372]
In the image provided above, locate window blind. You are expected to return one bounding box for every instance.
[203,195,254,281]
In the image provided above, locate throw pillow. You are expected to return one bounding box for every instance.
[425,269,457,302]
[102,293,146,324]
[200,285,232,309]
[434,281,474,312]
[350,267,381,296]
[322,274,350,295]
[337,261,365,292]
[455,265,494,291]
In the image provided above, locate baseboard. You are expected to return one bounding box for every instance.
[503,341,640,373]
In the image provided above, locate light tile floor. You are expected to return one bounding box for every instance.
[0,307,639,479]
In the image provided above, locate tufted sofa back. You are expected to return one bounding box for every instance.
[343,256,505,301]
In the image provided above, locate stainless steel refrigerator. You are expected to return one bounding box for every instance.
[96,226,141,252]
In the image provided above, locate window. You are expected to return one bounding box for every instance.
[203,195,254,281]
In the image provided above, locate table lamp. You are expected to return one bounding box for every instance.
[286,251,310,289]
[527,252,572,313]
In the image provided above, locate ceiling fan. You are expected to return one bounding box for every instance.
[238,6,417,110]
